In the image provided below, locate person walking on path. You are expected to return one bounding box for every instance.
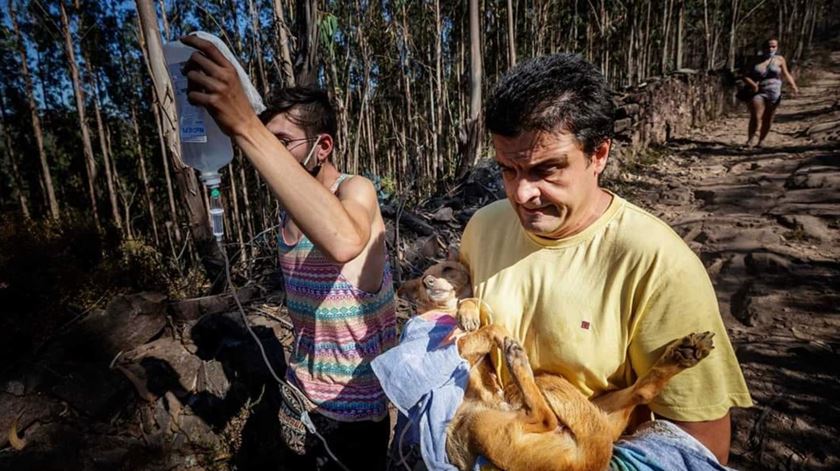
[743,38,800,148]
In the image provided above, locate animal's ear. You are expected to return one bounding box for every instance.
[397,278,422,302]
[447,244,460,262]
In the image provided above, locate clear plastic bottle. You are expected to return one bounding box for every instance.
[208,187,225,241]
[163,39,232,241]
[162,40,233,187]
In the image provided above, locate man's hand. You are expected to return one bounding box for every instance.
[180,35,260,137]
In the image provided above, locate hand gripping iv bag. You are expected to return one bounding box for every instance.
[162,32,266,239]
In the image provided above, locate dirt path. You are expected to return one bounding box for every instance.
[626,51,840,470]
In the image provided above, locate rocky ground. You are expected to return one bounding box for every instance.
[1,51,837,470]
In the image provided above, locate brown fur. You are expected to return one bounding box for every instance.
[399,261,715,471]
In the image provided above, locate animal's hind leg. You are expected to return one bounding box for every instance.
[594,332,715,438]
[504,338,559,433]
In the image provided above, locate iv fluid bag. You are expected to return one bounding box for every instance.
[162,40,233,176]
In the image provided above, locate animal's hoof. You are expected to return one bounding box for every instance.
[503,337,528,369]
[665,332,715,368]
[457,303,481,332]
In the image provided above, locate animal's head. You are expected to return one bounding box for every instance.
[398,260,472,313]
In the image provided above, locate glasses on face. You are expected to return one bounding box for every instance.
[274,135,317,150]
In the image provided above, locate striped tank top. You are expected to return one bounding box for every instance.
[278,174,397,422]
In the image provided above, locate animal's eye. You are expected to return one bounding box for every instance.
[442,266,454,274]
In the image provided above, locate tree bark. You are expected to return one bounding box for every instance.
[399,3,414,183]
[107,122,134,239]
[238,157,255,259]
[228,156,247,262]
[727,0,740,71]
[676,0,685,70]
[794,0,811,63]
[130,105,161,246]
[661,0,674,74]
[506,0,517,68]
[157,0,171,40]
[294,0,319,86]
[248,0,270,97]
[0,92,30,220]
[352,28,370,176]
[86,49,123,230]
[458,0,483,176]
[703,0,712,69]
[10,0,59,220]
[433,0,445,182]
[137,17,181,243]
[59,0,100,230]
[120,35,161,246]
[272,0,296,87]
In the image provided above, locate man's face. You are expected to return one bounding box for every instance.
[265,112,322,172]
[493,130,609,239]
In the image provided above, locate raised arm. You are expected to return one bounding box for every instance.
[180,35,373,263]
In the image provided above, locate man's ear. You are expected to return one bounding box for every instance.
[591,138,611,175]
[317,133,334,162]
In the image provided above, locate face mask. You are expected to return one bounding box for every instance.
[300,135,323,176]
[767,50,777,57]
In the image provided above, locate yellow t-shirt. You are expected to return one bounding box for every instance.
[460,193,752,422]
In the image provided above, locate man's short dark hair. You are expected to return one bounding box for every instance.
[259,86,338,139]
[485,54,614,155]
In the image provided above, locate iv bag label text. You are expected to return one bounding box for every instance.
[169,63,208,143]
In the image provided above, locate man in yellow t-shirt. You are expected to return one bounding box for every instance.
[460,54,752,467]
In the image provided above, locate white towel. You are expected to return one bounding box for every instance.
[189,31,266,115]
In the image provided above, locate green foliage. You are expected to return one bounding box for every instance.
[319,13,339,51]
[363,172,396,204]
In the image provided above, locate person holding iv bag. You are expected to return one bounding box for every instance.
[177,34,397,470]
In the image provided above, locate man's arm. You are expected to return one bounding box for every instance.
[666,412,732,465]
[180,35,375,263]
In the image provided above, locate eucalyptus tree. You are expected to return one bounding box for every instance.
[8,0,59,220]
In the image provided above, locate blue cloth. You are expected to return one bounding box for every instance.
[610,420,733,471]
[371,314,469,471]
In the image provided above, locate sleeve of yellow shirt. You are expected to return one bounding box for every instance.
[627,251,753,422]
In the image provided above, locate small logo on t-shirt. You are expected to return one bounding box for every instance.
[580,320,591,330]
